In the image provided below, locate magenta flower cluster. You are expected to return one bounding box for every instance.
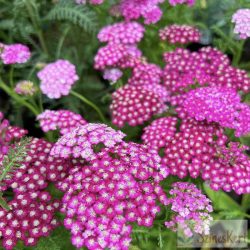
[37,109,87,135]
[57,142,169,249]
[179,87,250,137]
[110,85,167,127]
[37,59,79,99]
[0,192,59,250]
[232,9,250,39]
[159,24,201,44]
[165,182,213,237]
[0,43,30,65]
[163,47,250,93]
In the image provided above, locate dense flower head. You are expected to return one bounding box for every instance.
[119,0,164,24]
[94,44,142,70]
[37,110,87,135]
[3,138,72,194]
[202,142,250,194]
[232,9,250,39]
[161,118,250,194]
[103,68,123,84]
[50,123,126,160]
[0,43,31,65]
[37,59,79,99]
[0,192,59,250]
[180,87,250,137]
[142,117,178,150]
[141,84,169,102]
[59,142,168,249]
[14,81,36,96]
[163,47,250,93]
[165,182,213,237]
[128,62,162,85]
[159,25,201,44]
[110,85,167,127]
[98,22,145,45]
[168,0,196,6]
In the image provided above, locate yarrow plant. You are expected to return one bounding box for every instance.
[0,0,250,249]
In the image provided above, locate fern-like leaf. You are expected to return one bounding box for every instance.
[0,137,32,184]
[46,1,98,34]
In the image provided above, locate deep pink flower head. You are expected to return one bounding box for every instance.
[169,0,195,6]
[180,87,250,137]
[0,43,30,64]
[50,123,126,160]
[98,22,145,45]
[2,138,73,194]
[119,0,164,24]
[94,43,142,70]
[37,60,79,99]
[128,62,162,85]
[37,110,87,135]
[110,85,167,127]
[159,25,201,44]
[142,117,178,150]
[0,192,59,250]
[58,142,168,249]
[232,9,250,39]
[103,68,123,84]
[165,182,213,237]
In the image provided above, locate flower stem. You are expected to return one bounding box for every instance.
[0,80,40,116]
[70,90,106,123]
[9,66,14,88]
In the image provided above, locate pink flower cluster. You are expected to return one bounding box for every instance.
[37,60,79,99]
[165,182,213,237]
[142,118,250,194]
[110,85,167,127]
[159,25,201,44]
[163,47,250,93]
[58,142,169,249]
[232,9,250,39]
[0,43,30,65]
[103,68,123,84]
[118,0,164,24]
[168,0,195,6]
[0,192,59,250]
[51,123,126,160]
[142,117,178,150]
[179,87,250,137]
[37,109,87,135]
[98,22,145,45]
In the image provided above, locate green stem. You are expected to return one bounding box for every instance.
[70,90,106,123]
[56,26,71,59]
[233,40,245,66]
[0,80,39,116]
[9,66,14,88]
[25,0,49,55]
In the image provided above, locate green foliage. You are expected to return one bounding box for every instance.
[46,0,98,34]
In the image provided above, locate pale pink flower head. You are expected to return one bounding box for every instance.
[37,110,87,135]
[103,68,123,84]
[169,0,195,6]
[98,21,145,45]
[50,123,126,160]
[37,59,79,99]
[159,25,201,44]
[0,43,31,64]
[119,0,164,24]
[15,81,36,96]
[165,182,213,237]
[232,9,250,39]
